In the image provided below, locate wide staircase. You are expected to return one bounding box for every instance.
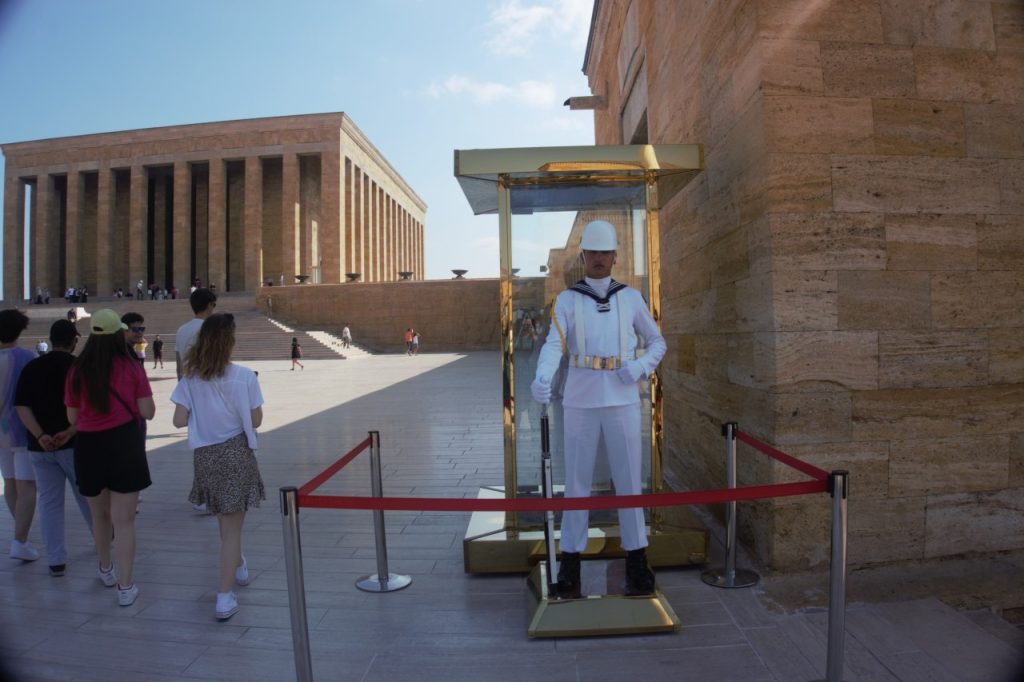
[9,292,367,362]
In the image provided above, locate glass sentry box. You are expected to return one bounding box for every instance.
[455,145,707,575]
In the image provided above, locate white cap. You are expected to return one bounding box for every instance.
[580,220,618,250]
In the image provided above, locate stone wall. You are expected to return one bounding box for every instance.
[586,0,1024,570]
[257,279,502,353]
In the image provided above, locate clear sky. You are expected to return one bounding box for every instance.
[0,0,595,285]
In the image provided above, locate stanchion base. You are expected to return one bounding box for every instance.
[526,561,679,638]
[356,573,412,593]
[700,568,760,589]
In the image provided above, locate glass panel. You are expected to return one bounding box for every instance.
[509,179,653,530]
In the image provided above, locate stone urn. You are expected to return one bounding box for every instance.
[398,271,413,281]
[295,274,311,284]
[346,272,361,282]
[452,269,468,279]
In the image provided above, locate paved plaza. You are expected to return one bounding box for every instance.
[1,352,1022,681]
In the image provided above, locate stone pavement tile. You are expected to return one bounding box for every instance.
[16,631,206,676]
[668,600,734,627]
[875,651,963,682]
[0,624,53,656]
[743,625,821,681]
[185,644,369,682]
[136,597,328,630]
[718,586,782,628]
[846,606,920,656]
[553,623,749,652]
[962,608,1024,654]
[873,599,1024,682]
[575,644,774,682]
[777,610,900,681]
[55,670,211,682]
[362,652,578,682]
[78,613,246,646]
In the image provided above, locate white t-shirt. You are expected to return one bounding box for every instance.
[175,318,204,362]
[170,364,263,450]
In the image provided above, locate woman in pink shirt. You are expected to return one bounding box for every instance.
[65,309,155,608]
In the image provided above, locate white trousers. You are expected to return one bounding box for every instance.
[560,403,647,553]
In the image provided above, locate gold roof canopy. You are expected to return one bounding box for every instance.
[454,144,704,215]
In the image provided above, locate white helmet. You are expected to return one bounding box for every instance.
[580,220,618,251]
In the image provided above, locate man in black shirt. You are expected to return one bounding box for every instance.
[14,319,92,577]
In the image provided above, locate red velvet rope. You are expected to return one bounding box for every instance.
[735,430,830,481]
[296,427,832,512]
[297,435,372,497]
[299,479,826,512]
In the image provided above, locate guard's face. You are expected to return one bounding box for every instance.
[582,250,616,279]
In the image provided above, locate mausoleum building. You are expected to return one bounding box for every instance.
[2,112,426,299]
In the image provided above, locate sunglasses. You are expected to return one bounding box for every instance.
[130,326,146,333]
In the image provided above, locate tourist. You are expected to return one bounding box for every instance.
[175,288,217,380]
[65,308,154,607]
[151,335,164,370]
[35,338,49,355]
[171,313,265,621]
[341,325,352,349]
[410,329,420,356]
[15,319,91,577]
[290,337,304,370]
[530,220,666,598]
[121,312,147,365]
[175,288,218,514]
[404,328,413,355]
[0,309,40,562]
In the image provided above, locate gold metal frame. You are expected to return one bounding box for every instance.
[455,145,705,572]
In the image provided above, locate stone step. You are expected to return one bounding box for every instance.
[7,295,355,362]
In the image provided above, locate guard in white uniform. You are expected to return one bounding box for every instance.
[531,220,666,597]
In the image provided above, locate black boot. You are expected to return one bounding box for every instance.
[625,548,656,596]
[555,552,582,599]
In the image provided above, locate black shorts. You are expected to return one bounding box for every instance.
[74,420,152,497]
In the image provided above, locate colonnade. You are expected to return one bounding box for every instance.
[1,114,426,300]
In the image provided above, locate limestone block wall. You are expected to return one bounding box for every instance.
[587,0,1024,570]
[257,279,501,352]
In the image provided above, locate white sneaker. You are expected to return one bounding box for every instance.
[98,563,117,587]
[117,583,139,607]
[192,503,210,514]
[235,556,250,586]
[10,540,40,562]
[215,591,238,620]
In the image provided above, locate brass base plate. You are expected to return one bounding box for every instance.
[464,486,709,573]
[527,561,680,638]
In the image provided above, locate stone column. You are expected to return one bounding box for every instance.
[173,161,191,291]
[356,167,364,276]
[128,165,148,294]
[65,169,82,289]
[95,167,113,296]
[207,158,227,292]
[320,150,341,283]
[244,156,263,290]
[32,173,56,295]
[3,171,25,300]
[372,181,380,281]
[418,221,424,279]
[281,153,299,283]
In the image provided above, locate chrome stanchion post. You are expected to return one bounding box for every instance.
[702,422,759,588]
[540,403,558,592]
[280,486,314,682]
[356,431,412,593]
[821,470,849,682]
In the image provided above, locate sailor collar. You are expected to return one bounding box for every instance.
[570,278,627,313]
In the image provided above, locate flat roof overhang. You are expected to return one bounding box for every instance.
[454,144,704,215]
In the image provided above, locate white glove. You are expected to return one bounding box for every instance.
[531,377,552,404]
[616,360,644,385]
